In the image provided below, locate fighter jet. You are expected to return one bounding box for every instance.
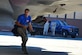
[9,0,82,19]
[1,0,82,19]
[0,0,82,31]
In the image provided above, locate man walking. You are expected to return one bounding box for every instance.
[15,8,34,54]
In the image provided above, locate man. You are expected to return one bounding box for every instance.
[15,8,34,54]
[43,20,49,35]
[51,21,56,36]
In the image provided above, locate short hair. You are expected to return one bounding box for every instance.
[25,8,30,12]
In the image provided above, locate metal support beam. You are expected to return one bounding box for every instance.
[64,14,67,21]
[74,12,76,19]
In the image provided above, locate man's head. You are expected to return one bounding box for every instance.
[43,17,47,22]
[24,8,30,16]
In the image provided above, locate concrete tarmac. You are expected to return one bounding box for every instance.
[0,31,82,55]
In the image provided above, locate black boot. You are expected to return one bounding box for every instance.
[21,43,28,54]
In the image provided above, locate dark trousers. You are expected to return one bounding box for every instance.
[17,27,28,48]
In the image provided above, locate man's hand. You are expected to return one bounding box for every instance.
[30,30,36,35]
[28,22,36,35]
[23,26,27,29]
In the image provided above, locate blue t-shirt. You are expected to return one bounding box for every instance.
[17,14,31,26]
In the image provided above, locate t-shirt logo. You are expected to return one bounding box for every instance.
[26,20,29,22]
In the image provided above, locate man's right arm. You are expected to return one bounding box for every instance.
[15,21,27,29]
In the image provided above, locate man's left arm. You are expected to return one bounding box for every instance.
[28,22,34,32]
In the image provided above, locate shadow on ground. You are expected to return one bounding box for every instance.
[0,45,68,55]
